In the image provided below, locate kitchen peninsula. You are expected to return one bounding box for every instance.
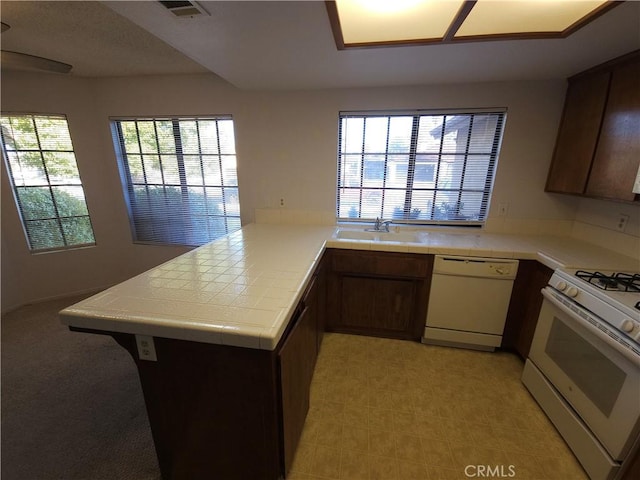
[60,223,638,480]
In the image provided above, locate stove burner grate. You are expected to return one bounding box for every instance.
[575,271,640,292]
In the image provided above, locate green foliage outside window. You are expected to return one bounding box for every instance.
[1,114,95,251]
[113,117,240,246]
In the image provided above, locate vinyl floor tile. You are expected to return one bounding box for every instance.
[290,333,588,480]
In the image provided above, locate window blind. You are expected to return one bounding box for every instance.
[112,117,241,246]
[337,110,506,225]
[0,114,95,251]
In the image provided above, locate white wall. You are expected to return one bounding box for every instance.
[572,198,640,260]
[1,73,192,313]
[0,70,597,312]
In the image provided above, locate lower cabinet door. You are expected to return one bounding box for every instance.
[339,275,416,337]
[278,305,316,474]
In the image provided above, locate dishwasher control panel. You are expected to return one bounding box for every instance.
[433,255,519,280]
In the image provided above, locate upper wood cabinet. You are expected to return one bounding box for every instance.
[586,59,640,200]
[545,71,610,194]
[546,50,640,202]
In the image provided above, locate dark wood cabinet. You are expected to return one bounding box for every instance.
[546,50,640,202]
[106,334,282,480]
[279,292,316,473]
[621,446,640,480]
[502,260,553,359]
[326,249,432,340]
[545,71,610,194]
[315,254,327,350]
[340,276,415,333]
[74,256,327,480]
[586,59,640,201]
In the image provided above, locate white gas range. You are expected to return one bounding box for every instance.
[523,267,640,480]
[553,268,640,351]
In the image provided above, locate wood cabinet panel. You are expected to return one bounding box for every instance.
[331,249,429,278]
[502,260,553,359]
[339,276,415,335]
[586,59,640,201]
[545,50,640,202]
[88,262,326,480]
[545,71,610,194]
[301,274,319,366]
[375,253,430,278]
[326,249,432,340]
[315,257,327,350]
[332,250,376,275]
[279,304,316,474]
[108,334,281,480]
[621,446,640,480]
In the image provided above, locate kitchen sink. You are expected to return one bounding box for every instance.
[377,231,425,242]
[334,230,378,241]
[334,229,424,243]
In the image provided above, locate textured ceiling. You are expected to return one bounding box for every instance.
[0,0,638,90]
[0,1,208,77]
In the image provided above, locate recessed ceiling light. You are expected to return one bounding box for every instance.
[455,0,609,38]
[327,0,619,49]
[349,0,427,15]
[334,0,464,44]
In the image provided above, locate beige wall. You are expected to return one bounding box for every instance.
[571,198,640,260]
[1,70,632,312]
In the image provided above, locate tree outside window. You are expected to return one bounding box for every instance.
[112,117,241,246]
[1,114,95,251]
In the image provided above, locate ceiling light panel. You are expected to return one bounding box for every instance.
[454,0,609,37]
[335,0,464,44]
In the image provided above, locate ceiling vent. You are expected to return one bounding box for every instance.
[159,1,209,17]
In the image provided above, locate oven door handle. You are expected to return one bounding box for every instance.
[541,288,640,367]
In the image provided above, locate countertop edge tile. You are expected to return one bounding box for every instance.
[60,223,639,351]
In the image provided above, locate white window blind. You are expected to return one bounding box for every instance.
[0,114,96,251]
[112,117,241,246]
[337,110,506,225]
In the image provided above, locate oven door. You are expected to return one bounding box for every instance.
[529,288,640,461]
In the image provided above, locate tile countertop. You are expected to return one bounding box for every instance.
[327,227,639,271]
[60,224,336,351]
[60,223,639,351]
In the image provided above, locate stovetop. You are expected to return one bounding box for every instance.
[553,268,640,322]
[547,268,640,345]
[575,270,640,294]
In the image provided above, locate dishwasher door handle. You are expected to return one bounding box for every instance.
[440,257,486,263]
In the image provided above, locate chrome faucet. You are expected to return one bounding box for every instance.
[372,217,391,232]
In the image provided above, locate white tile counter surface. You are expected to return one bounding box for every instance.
[326,227,639,271]
[61,223,639,351]
[61,224,335,350]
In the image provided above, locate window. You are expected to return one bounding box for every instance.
[0,114,95,251]
[112,117,241,246]
[337,110,506,225]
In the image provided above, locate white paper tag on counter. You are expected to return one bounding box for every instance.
[633,165,640,194]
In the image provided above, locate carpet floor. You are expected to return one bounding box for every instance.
[1,295,161,480]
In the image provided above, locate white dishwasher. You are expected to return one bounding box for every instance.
[423,255,518,351]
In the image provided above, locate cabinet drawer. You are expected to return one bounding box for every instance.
[331,251,376,275]
[330,250,429,278]
[375,254,429,278]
